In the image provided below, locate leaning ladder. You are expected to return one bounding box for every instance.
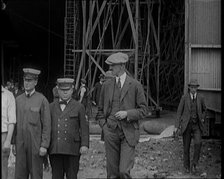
[64,0,80,78]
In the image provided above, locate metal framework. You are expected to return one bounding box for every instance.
[64,0,184,111]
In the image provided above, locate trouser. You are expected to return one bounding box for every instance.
[103,124,135,179]
[182,121,202,169]
[49,154,80,179]
[15,142,44,179]
[2,132,11,179]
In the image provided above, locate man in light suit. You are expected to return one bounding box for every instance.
[96,52,148,178]
[174,79,207,174]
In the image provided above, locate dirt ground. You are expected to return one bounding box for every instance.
[8,137,221,179]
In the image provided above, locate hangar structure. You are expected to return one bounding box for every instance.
[63,0,221,136]
[64,0,185,112]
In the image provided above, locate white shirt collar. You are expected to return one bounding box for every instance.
[59,98,71,104]
[190,93,197,99]
[116,72,126,88]
[25,89,35,97]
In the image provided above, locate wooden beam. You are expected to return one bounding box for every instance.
[156,0,161,108]
[86,0,107,46]
[125,0,137,44]
[115,18,129,48]
[72,49,135,53]
[86,50,106,76]
[75,1,96,89]
[114,3,125,48]
[135,0,139,80]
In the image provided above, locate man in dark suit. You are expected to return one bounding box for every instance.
[92,74,104,106]
[174,79,207,174]
[13,82,23,98]
[48,78,89,179]
[96,52,148,178]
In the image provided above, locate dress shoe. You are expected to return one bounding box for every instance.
[183,167,190,174]
[191,164,198,174]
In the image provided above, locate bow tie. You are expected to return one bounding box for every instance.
[59,100,68,105]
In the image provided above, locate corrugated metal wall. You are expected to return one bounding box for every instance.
[189,0,221,45]
[187,0,221,90]
[191,49,221,89]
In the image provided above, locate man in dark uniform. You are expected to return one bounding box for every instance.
[48,78,89,179]
[96,52,148,178]
[14,68,51,179]
[174,79,207,174]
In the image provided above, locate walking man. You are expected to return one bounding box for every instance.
[2,85,16,179]
[96,52,148,178]
[48,78,89,179]
[174,79,207,174]
[14,68,51,179]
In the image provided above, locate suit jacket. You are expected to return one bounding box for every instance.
[96,75,148,147]
[49,99,89,156]
[175,92,207,134]
[13,89,23,98]
[93,81,102,105]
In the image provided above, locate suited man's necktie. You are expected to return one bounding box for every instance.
[117,77,121,89]
[192,94,196,102]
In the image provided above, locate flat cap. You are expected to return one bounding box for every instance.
[188,79,200,87]
[57,78,74,90]
[81,78,86,84]
[23,68,41,79]
[105,52,128,65]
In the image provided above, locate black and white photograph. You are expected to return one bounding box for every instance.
[1,0,221,179]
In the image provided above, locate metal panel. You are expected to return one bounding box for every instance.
[189,0,221,45]
[190,48,221,89]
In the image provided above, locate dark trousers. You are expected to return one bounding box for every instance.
[49,154,80,179]
[15,144,43,179]
[182,121,202,169]
[103,124,135,179]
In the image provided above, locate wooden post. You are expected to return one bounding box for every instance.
[156,0,161,111]
[135,0,139,80]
